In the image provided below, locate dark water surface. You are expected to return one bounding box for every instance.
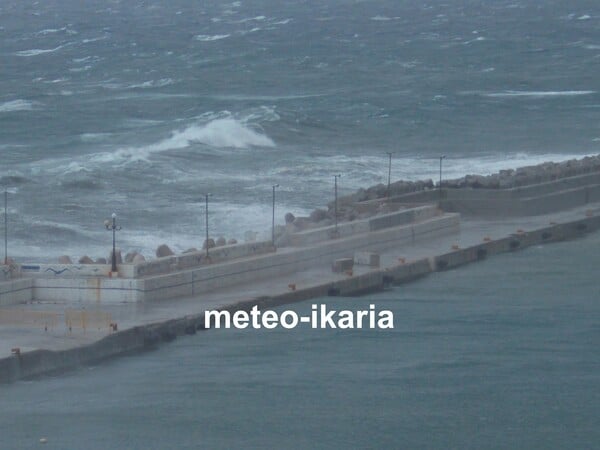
[0,232,598,449]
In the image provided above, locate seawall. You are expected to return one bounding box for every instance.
[1,212,599,384]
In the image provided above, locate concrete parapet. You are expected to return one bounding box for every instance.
[286,205,439,247]
[0,265,20,281]
[21,264,111,278]
[287,220,370,247]
[128,241,275,278]
[138,213,460,301]
[354,252,380,267]
[32,277,142,303]
[440,173,600,217]
[0,278,33,306]
[176,241,275,269]
[126,256,177,278]
[369,205,437,231]
[332,258,354,273]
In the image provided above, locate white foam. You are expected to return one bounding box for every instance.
[234,15,266,23]
[80,133,112,142]
[69,65,92,73]
[36,27,64,35]
[15,44,69,57]
[370,16,401,21]
[0,100,40,112]
[35,26,76,36]
[578,15,591,20]
[463,36,486,44]
[84,117,275,166]
[484,90,596,98]
[147,118,275,151]
[81,36,108,44]
[194,34,230,42]
[129,78,174,89]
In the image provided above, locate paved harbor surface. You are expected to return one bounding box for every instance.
[1,202,599,359]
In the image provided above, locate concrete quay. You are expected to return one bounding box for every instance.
[1,201,599,383]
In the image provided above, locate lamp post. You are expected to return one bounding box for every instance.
[334,174,341,234]
[4,191,7,265]
[204,193,211,259]
[439,155,446,200]
[272,184,279,246]
[386,152,393,197]
[105,213,121,273]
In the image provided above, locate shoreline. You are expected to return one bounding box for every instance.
[2,209,599,384]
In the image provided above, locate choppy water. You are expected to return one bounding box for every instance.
[0,230,599,449]
[0,0,599,261]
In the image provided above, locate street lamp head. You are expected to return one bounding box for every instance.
[441,155,446,160]
[112,212,117,219]
[273,184,279,188]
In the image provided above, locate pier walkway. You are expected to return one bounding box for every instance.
[1,202,599,361]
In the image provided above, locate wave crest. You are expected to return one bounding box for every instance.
[0,100,40,112]
[150,118,275,151]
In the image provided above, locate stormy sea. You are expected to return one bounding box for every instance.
[0,0,598,448]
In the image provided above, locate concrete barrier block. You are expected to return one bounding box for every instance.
[332,258,354,273]
[354,252,380,267]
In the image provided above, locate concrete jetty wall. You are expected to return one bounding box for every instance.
[125,241,275,278]
[0,278,34,307]
[15,212,458,304]
[31,277,143,303]
[139,213,459,301]
[2,212,599,384]
[285,205,438,247]
[387,171,600,217]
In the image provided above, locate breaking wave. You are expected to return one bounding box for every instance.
[15,44,70,57]
[483,90,596,98]
[0,100,40,112]
[129,78,175,89]
[147,118,275,151]
[86,117,275,165]
[194,34,230,42]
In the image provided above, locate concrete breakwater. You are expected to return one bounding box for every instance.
[280,154,600,228]
[1,211,599,384]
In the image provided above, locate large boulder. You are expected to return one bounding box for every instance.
[124,251,139,263]
[309,208,328,223]
[284,212,295,224]
[58,255,72,264]
[132,254,146,264]
[78,255,94,264]
[227,238,238,245]
[156,244,174,258]
[292,217,311,231]
[96,257,107,264]
[216,236,226,247]
[202,238,216,249]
